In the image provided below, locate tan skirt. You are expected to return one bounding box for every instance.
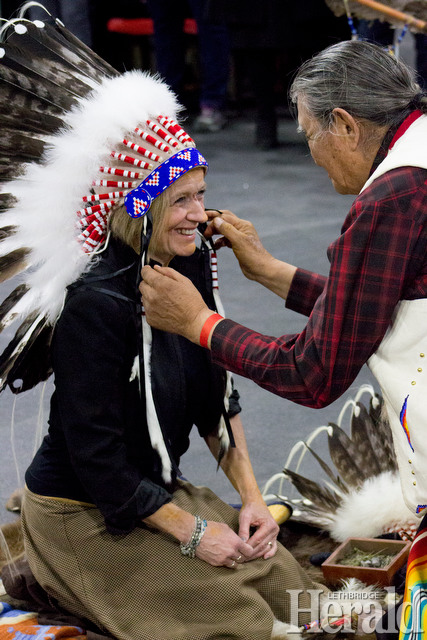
[21,482,325,640]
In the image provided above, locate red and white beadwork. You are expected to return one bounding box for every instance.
[210,251,219,290]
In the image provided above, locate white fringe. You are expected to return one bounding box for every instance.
[142,314,172,485]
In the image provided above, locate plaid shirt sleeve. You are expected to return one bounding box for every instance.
[285,268,327,317]
[211,167,427,409]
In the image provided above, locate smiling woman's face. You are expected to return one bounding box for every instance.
[149,168,208,265]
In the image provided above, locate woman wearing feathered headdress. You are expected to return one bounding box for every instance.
[0,8,329,640]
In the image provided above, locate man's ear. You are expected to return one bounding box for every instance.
[332,107,361,150]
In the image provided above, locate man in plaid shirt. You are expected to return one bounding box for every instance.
[141,40,427,412]
[141,38,427,496]
[206,119,427,409]
[141,40,427,639]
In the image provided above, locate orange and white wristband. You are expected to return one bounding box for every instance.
[199,313,224,349]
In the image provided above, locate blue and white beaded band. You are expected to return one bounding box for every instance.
[124,147,208,219]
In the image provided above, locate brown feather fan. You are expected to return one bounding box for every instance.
[328,422,373,487]
[263,385,420,541]
[369,392,398,472]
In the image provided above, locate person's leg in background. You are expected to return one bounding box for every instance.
[60,0,93,47]
[188,0,230,132]
[414,33,427,89]
[357,18,394,46]
[145,0,187,103]
[246,48,278,149]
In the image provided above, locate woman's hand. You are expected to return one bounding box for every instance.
[145,503,252,569]
[195,520,254,568]
[239,499,280,560]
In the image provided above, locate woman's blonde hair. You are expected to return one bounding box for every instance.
[109,189,169,255]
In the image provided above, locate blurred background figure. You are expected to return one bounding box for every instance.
[145,0,230,132]
[357,19,427,88]
[206,0,349,149]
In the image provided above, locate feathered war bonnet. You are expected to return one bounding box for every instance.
[0,4,230,483]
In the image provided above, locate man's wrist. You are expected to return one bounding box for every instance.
[197,310,224,348]
[257,258,297,300]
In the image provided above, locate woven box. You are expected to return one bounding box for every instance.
[321,537,411,586]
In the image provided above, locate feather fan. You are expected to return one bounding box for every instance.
[282,468,342,513]
[368,392,398,472]
[350,402,382,476]
[328,423,372,487]
[304,444,349,495]
[263,385,421,541]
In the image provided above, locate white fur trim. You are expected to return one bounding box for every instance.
[271,619,303,639]
[335,577,380,596]
[330,470,418,541]
[142,314,172,484]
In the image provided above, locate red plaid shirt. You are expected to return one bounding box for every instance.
[211,113,427,408]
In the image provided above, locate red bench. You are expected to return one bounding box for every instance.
[107,17,198,37]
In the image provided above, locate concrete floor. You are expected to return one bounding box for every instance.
[0,111,380,525]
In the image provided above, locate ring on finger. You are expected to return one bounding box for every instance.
[230,560,236,568]
[267,541,273,547]
[235,555,242,562]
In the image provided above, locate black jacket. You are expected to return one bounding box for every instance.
[26,237,240,534]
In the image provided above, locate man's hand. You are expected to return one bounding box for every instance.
[140,264,215,344]
[205,210,297,300]
[205,210,275,283]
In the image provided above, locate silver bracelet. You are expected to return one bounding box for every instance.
[180,515,207,558]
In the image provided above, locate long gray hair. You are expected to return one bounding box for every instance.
[290,40,426,132]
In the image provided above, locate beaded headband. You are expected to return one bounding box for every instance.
[125,147,208,219]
